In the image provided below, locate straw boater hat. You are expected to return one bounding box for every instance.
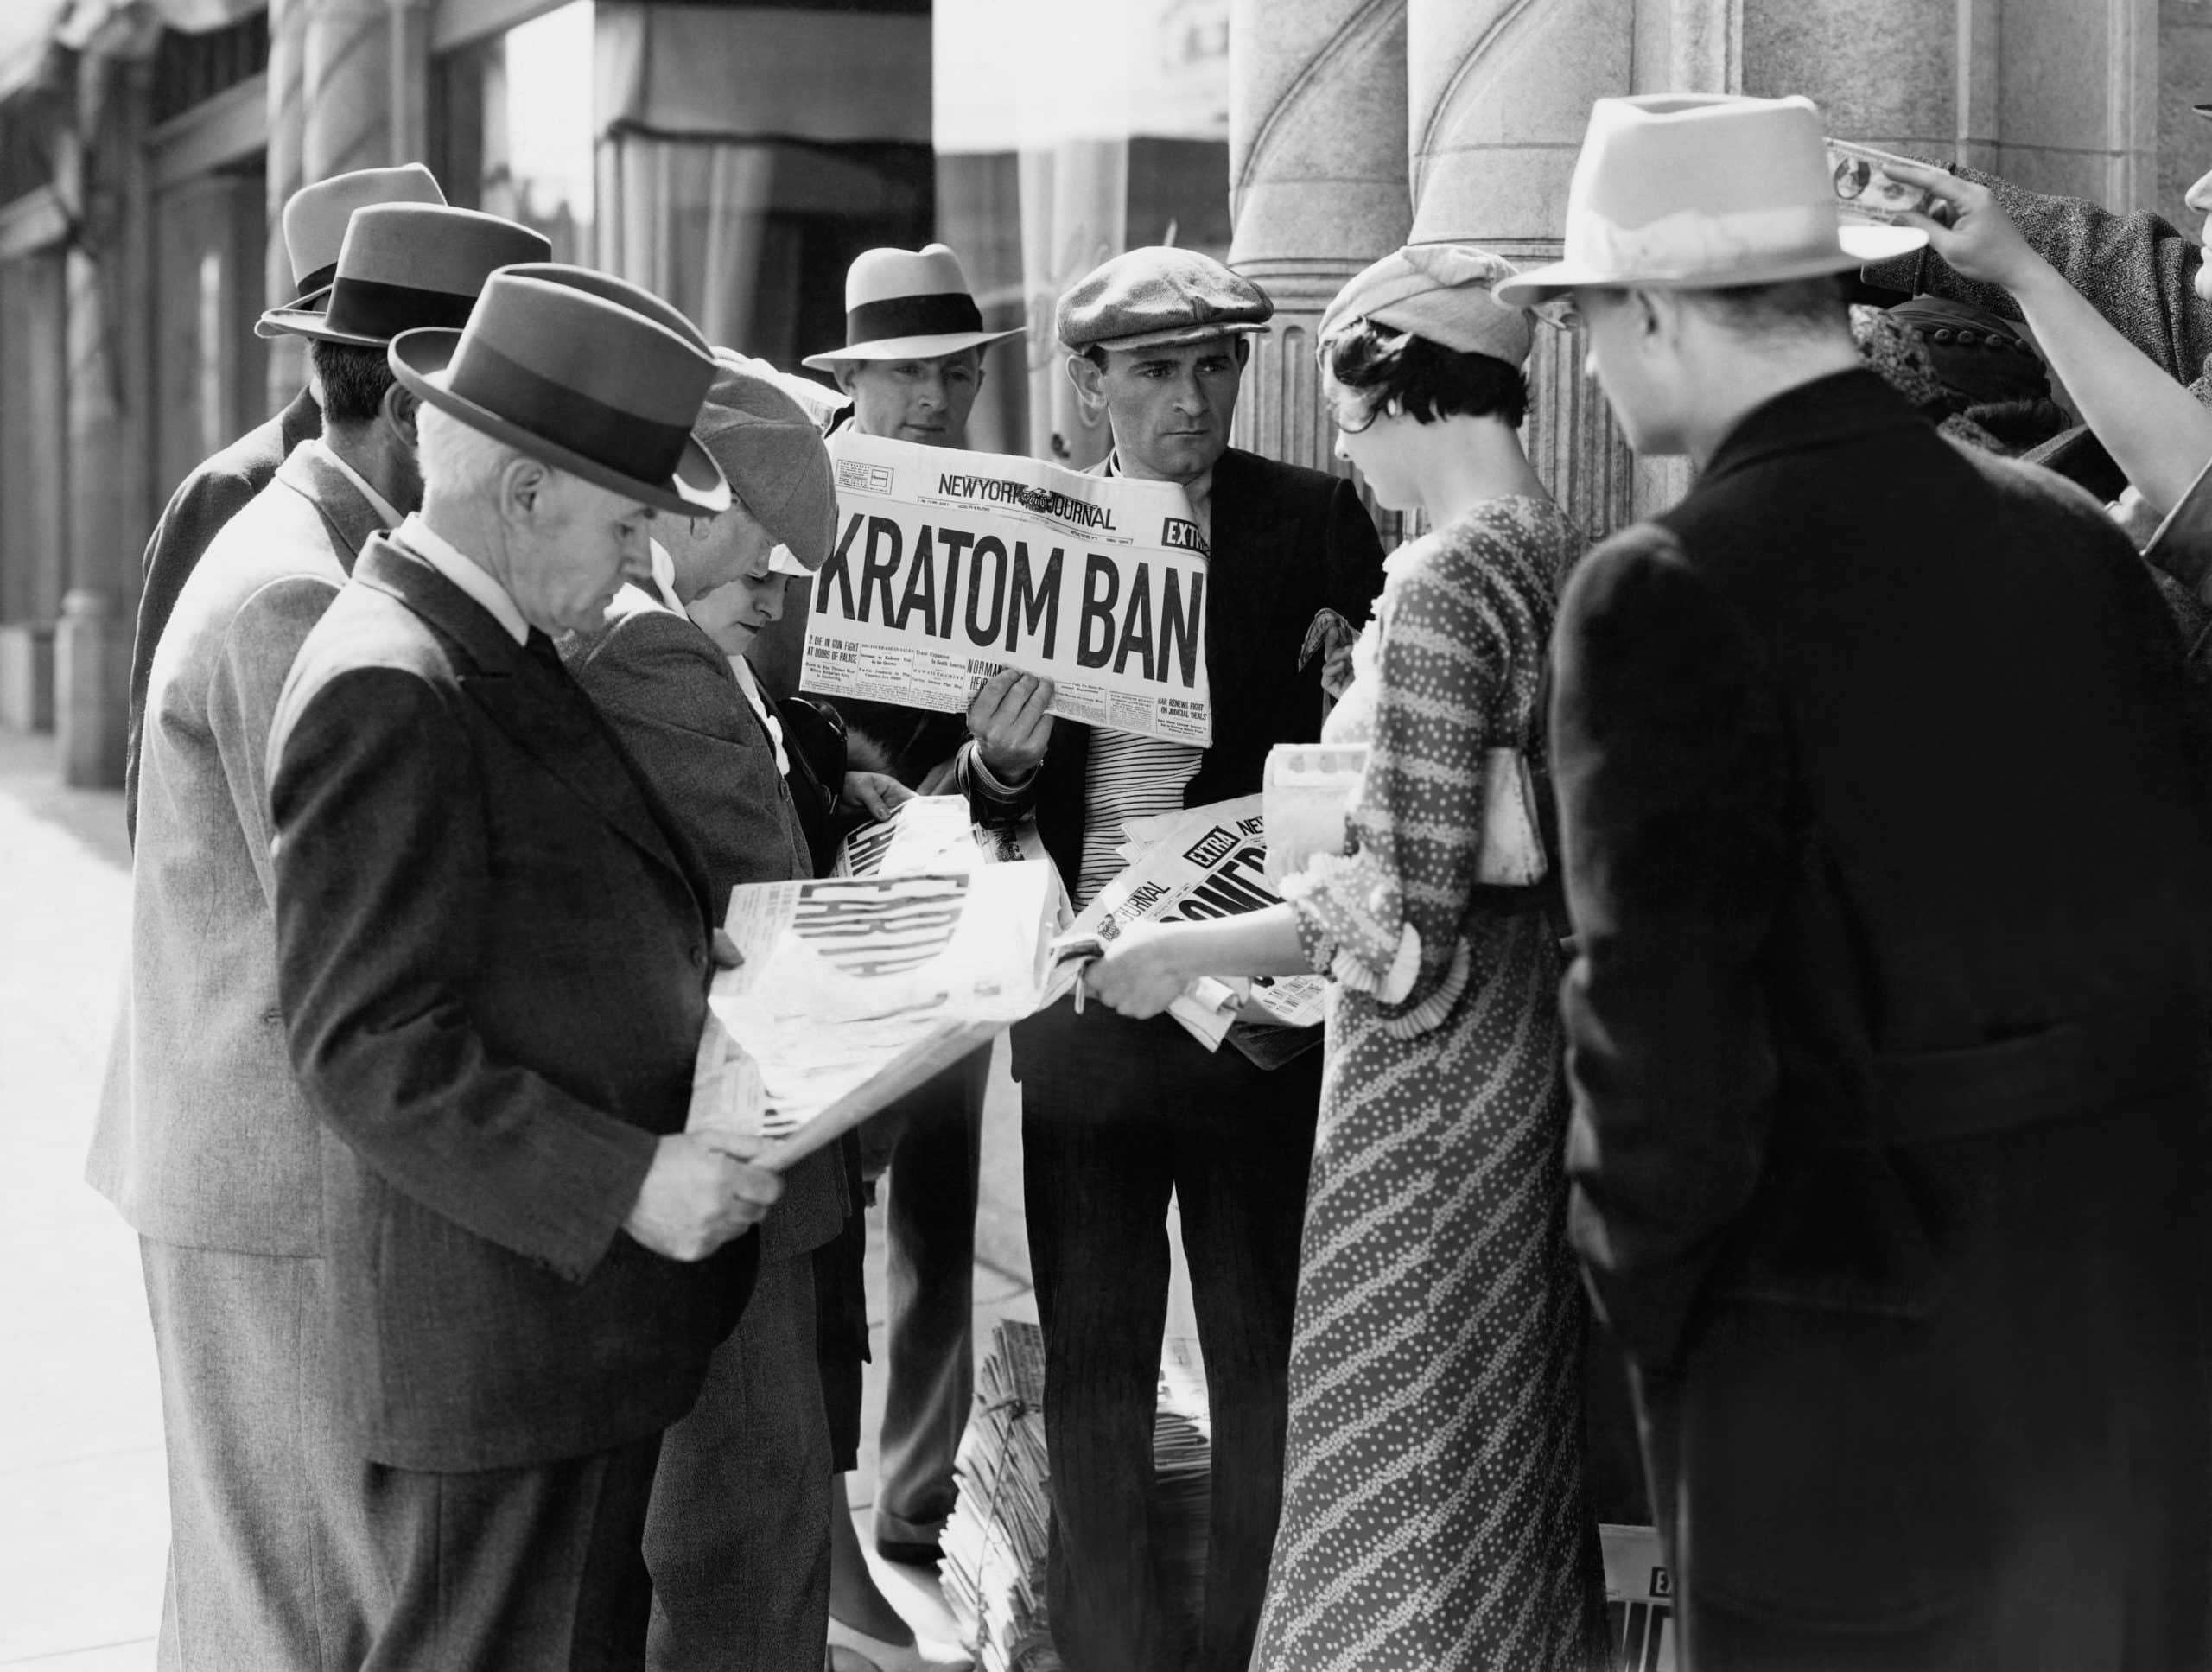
[1493,95,1926,308]
[389,267,730,517]
[801,243,1022,370]
[255,162,446,333]
[256,205,550,346]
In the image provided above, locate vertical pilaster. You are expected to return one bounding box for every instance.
[1224,0,1410,475]
[264,0,308,412]
[301,0,396,182]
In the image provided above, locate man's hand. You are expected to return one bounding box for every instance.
[1083,922,1195,1019]
[839,770,914,822]
[968,670,1055,783]
[622,1132,785,1262]
[1884,162,2049,293]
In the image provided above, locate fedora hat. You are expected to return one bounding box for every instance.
[801,243,1022,370]
[257,205,550,346]
[390,268,730,517]
[696,351,839,572]
[264,162,445,321]
[1494,95,1926,308]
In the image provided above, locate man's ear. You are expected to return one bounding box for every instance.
[1234,336,1251,369]
[499,454,551,524]
[381,383,419,450]
[833,361,860,397]
[1066,352,1108,418]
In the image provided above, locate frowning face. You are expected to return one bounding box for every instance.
[509,470,658,633]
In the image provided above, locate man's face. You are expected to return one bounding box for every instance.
[840,350,983,446]
[2190,164,2212,302]
[508,469,657,633]
[676,502,785,649]
[1078,337,1244,483]
[1577,287,1683,456]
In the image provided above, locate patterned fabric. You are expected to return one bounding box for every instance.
[1075,729,1202,905]
[1254,496,1605,1672]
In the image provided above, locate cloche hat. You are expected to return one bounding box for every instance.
[262,162,446,323]
[257,205,550,346]
[389,267,730,517]
[1319,245,1535,366]
[1493,95,1925,308]
[801,243,1022,370]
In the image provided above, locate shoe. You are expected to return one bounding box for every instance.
[873,1533,944,1567]
[827,1616,974,1672]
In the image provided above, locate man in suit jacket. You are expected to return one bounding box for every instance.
[959,248,1385,1672]
[560,356,884,1672]
[86,201,547,1671]
[266,268,783,1669]
[1507,94,2212,1669]
[123,162,445,841]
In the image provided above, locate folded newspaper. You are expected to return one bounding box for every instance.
[1058,794,1328,1056]
[686,798,1062,1169]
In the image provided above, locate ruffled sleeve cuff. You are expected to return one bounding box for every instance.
[1281,850,1421,1003]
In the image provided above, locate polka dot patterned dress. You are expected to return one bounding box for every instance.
[1255,495,1606,1672]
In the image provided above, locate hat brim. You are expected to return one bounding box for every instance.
[391,328,731,518]
[2196,102,2212,121]
[800,327,1024,371]
[1492,225,1927,308]
[255,283,335,340]
[256,302,394,348]
[1065,321,1271,355]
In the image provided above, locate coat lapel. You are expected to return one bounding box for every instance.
[353,539,699,902]
[275,442,387,574]
[1201,448,1294,713]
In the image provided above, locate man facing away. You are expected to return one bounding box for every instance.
[85,200,548,1671]
[265,267,782,1669]
[959,246,1386,1672]
[1508,92,2212,1671]
[122,162,445,841]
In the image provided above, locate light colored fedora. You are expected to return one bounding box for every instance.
[1493,95,1925,308]
[390,268,729,517]
[257,205,550,346]
[261,162,446,325]
[801,243,1023,370]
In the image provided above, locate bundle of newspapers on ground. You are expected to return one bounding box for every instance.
[684,778,1348,1162]
[941,1321,1212,1672]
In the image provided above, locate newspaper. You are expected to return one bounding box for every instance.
[833,792,1052,880]
[2144,448,2212,594]
[1824,138,1944,227]
[1600,1524,1675,1672]
[1057,794,1328,1053]
[686,861,1062,1169]
[799,431,1214,747]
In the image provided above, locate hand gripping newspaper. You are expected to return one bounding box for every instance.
[685,798,1064,1169]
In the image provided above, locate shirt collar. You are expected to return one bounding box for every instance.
[395,512,531,645]
[309,437,405,531]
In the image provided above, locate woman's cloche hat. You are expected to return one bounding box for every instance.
[257,205,550,346]
[1494,94,1926,308]
[389,266,731,517]
[1319,245,1535,367]
[258,162,447,327]
[802,243,1023,370]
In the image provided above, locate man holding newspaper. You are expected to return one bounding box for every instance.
[954,246,1387,1672]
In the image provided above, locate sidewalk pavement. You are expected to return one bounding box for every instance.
[0,726,1077,1669]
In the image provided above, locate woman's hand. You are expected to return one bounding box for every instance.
[1083,923,1195,1020]
[1882,161,2051,295]
[839,770,912,822]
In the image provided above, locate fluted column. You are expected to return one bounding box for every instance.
[264,0,308,412]
[300,0,398,181]
[1225,0,1410,475]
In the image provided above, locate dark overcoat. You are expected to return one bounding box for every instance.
[126,385,321,840]
[1553,367,2212,1670]
[267,535,752,1473]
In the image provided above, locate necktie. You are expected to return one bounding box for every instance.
[524,628,565,675]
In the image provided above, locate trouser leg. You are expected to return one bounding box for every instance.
[875,1046,988,1552]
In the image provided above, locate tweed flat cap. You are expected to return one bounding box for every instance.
[696,352,839,572]
[1058,246,1273,353]
[1319,245,1535,367]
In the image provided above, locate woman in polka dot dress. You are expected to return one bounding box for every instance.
[1084,245,1606,1670]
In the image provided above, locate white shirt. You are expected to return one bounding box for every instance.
[727,654,791,778]
[308,438,404,531]
[395,512,530,645]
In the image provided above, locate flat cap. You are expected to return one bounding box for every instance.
[1058,246,1273,353]
[1319,245,1534,367]
[696,351,839,572]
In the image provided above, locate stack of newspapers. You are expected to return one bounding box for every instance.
[685,798,1062,1169]
[944,1325,1215,1669]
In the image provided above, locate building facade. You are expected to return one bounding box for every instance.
[0,0,2201,784]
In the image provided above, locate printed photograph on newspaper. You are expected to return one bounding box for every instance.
[799,430,1214,746]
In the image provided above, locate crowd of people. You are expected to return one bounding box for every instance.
[78,81,2212,1672]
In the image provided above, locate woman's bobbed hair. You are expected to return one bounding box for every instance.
[1322,321,1529,429]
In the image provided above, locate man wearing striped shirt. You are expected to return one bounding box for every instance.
[960,247,1387,1672]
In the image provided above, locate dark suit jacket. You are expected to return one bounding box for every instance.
[268,535,751,1473]
[563,587,849,1266]
[126,386,322,842]
[1554,369,2212,1660]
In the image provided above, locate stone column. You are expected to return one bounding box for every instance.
[264,0,308,413]
[300,0,400,181]
[1224,0,1410,475]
